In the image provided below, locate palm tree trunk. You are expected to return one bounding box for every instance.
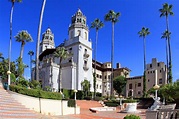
[168,36,172,83]
[143,37,147,97]
[36,0,46,81]
[94,29,98,99]
[30,55,32,81]
[7,2,14,90]
[166,16,172,83]
[165,38,169,83]
[20,41,25,59]
[59,59,62,93]
[111,22,114,96]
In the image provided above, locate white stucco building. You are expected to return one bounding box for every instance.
[38,9,93,92]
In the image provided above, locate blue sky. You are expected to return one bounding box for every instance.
[0,0,179,81]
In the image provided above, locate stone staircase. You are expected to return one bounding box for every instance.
[0,84,39,119]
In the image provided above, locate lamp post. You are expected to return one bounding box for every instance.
[74,89,77,114]
[153,84,160,100]
[119,95,123,110]
[131,89,133,100]
[7,71,11,90]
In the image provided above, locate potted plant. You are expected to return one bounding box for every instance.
[122,99,138,112]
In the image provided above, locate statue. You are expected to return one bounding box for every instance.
[149,97,161,111]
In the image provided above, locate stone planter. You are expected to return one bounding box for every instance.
[123,103,137,112]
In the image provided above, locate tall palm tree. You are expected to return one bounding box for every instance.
[7,0,22,90]
[36,0,46,81]
[105,10,120,96]
[161,30,171,83]
[28,50,34,81]
[90,18,104,98]
[15,30,33,59]
[138,27,150,97]
[159,3,174,83]
[53,47,70,93]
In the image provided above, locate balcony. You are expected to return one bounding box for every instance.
[83,64,89,71]
[83,52,89,58]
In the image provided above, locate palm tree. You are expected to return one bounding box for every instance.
[161,30,171,83]
[105,10,120,96]
[138,27,150,97]
[159,3,174,83]
[36,0,46,81]
[53,47,70,93]
[7,0,22,90]
[90,18,104,98]
[15,30,33,59]
[28,50,34,81]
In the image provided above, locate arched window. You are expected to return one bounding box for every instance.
[85,32,87,40]
[78,30,81,36]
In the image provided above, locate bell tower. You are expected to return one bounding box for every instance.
[68,9,89,40]
[40,28,55,53]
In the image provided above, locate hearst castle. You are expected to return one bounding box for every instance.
[35,9,167,97]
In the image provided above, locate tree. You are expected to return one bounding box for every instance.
[28,50,34,81]
[8,0,22,90]
[138,27,150,97]
[90,18,104,99]
[0,59,16,80]
[81,79,90,97]
[104,10,120,96]
[159,3,174,83]
[15,30,33,59]
[113,76,126,95]
[36,0,46,81]
[161,30,171,83]
[53,47,70,93]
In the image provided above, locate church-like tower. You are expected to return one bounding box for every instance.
[40,28,55,54]
[64,9,93,91]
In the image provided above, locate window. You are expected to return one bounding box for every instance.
[129,84,132,89]
[159,78,162,84]
[150,64,152,68]
[100,75,102,79]
[138,83,141,87]
[84,60,87,65]
[50,36,53,40]
[148,79,150,82]
[100,85,101,89]
[138,91,141,95]
[85,32,87,40]
[97,74,99,78]
[77,30,81,36]
[153,71,155,73]
[108,75,110,79]
[105,76,107,79]
[96,84,98,89]
[158,63,160,67]
[160,70,161,73]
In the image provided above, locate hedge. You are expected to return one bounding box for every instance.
[9,85,62,100]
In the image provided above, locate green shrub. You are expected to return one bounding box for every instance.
[104,101,119,107]
[94,96,103,101]
[84,96,92,100]
[124,114,141,119]
[96,92,102,97]
[9,85,62,100]
[123,99,137,103]
[68,99,76,107]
